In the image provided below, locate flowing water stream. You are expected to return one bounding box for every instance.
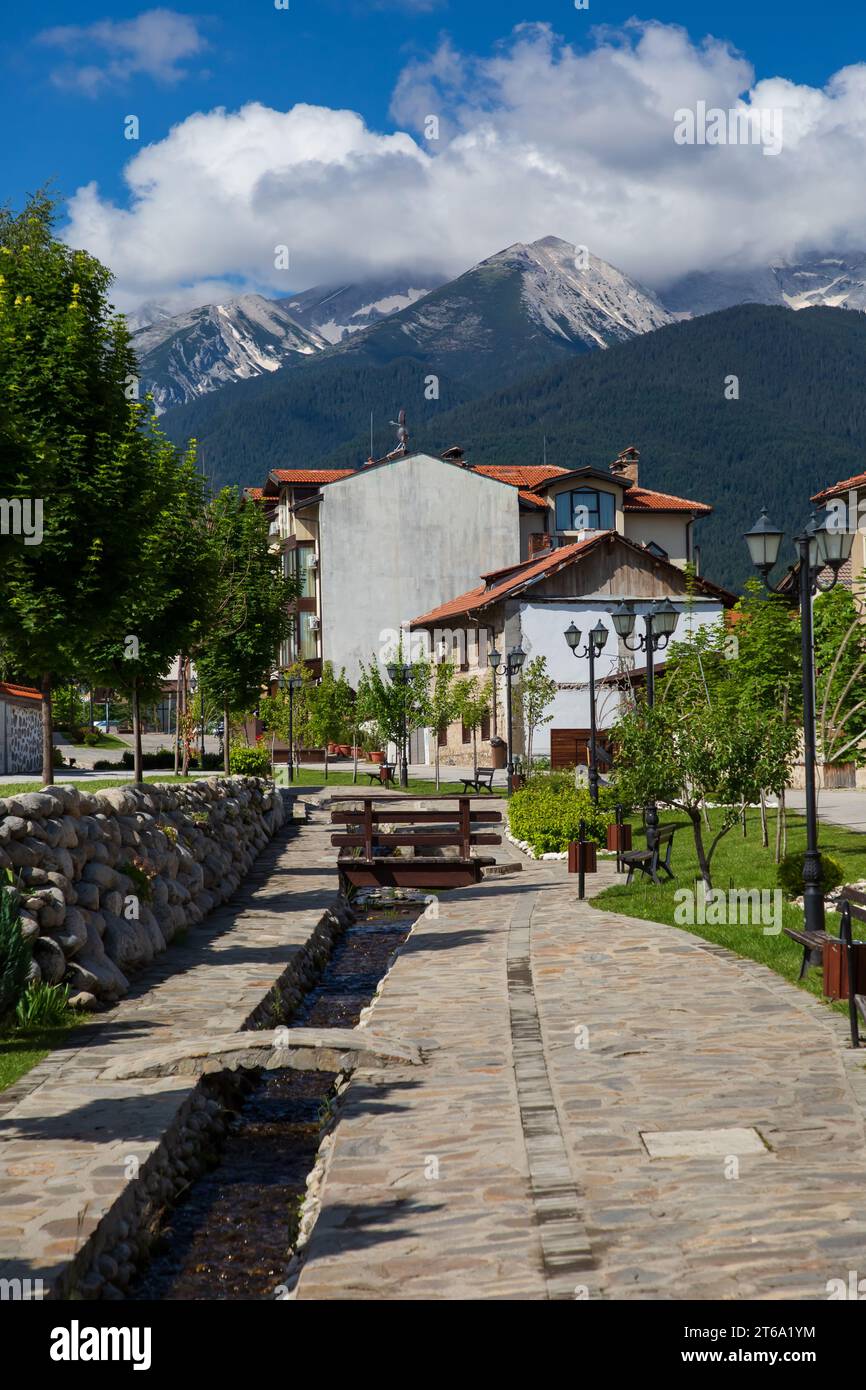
[128,902,422,1300]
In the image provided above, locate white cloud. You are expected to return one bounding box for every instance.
[37,7,207,94]
[62,20,866,308]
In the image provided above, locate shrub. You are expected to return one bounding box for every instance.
[82,730,101,747]
[229,745,272,777]
[0,877,32,1021]
[777,851,846,899]
[15,982,72,1030]
[508,782,614,855]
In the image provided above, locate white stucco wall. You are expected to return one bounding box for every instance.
[518,597,724,754]
[622,513,691,566]
[319,454,521,684]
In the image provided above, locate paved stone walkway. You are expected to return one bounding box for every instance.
[0,794,339,1295]
[296,850,866,1301]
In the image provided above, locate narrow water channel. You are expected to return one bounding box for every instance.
[128,902,422,1301]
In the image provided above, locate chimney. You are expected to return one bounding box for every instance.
[610,445,640,486]
[528,532,553,560]
[441,445,466,466]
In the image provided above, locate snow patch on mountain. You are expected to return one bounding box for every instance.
[132,294,326,412]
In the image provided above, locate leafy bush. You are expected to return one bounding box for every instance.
[508,782,614,855]
[777,851,846,899]
[0,877,31,1021]
[92,748,224,772]
[82,730,101,747]
[229,745,272,777]
[15,982,72,1030]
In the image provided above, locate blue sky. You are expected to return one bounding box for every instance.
[5,2,866,307]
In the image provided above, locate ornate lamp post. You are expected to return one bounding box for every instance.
[611,598,679,844]
[564,619,609,804]
[744,507,854,933]
[278,672,303,782]
[386,661,412,788]
[504,644,526,794]
[488,646,501,736]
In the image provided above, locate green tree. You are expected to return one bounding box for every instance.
[612,680,798,890]
[515,655,558,769]
[87,433,211,781]
[455,674,492,778]
[358,651,430,780]
[195,489,295,772]
[813,580,866,766]
[427,659,461,789]
[0,194,192,783]
[306,662,354,780]
[259,660,317,773]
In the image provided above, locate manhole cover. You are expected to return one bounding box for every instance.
[640,1127,767,1159]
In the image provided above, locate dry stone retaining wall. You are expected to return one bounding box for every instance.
[0,777,285,1002]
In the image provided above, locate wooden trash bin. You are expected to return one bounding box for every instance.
[568,840,597,875]
[606,823,632,853]
[823,938,866,1001]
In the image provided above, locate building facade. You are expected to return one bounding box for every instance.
[412,520,733,769]
[0,682,42,775]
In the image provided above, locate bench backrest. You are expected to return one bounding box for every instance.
[330,794,501,860]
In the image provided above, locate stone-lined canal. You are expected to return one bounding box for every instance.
[128,901,423,1300]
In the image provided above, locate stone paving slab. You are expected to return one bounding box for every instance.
[296,848,866,1301]
[0,795,341,1293]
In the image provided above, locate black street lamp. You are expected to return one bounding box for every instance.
[278,672,303,782]
[488,646,501,736]
[564,619,609,804]
[386,661,412,788]
[504,644,526,794]
[744,507,854,934]
[612,598,679,844]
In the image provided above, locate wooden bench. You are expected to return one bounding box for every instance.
[460,767,495,794]
[621,823,681,886]
[330,793,501,889]
[784,885,866,981]
[365,763,396,785]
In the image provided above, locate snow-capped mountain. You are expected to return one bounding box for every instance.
[327,236,675,380]
[505,235,674,345]
[131,295,327,412]
[662,252,866,317]
[283,277,440,344]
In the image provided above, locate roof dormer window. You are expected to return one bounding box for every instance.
[555,487,615,533]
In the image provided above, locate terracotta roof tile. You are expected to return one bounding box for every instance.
[0,681,41,702]
[623,487,711,514]
[413,536,604,625]
[471,464,569,488]
[812,471,866,504]
[270,469,355,485]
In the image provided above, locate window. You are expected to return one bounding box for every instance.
[438,726,448,748]
[294,546,317,598]
[480,713,491,742]
[299,611,319,660]
[461,721,471,745]
[555,487,615,533]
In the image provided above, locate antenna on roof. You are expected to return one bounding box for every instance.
[370,411,374,460]
[543,434,548,467]
[386,408,409,459]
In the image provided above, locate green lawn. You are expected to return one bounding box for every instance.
[592,806,866,1001]
[0,773,218,797]
[282,767,487,796]
[0,1022,80,1094]
[57,730,129,750]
